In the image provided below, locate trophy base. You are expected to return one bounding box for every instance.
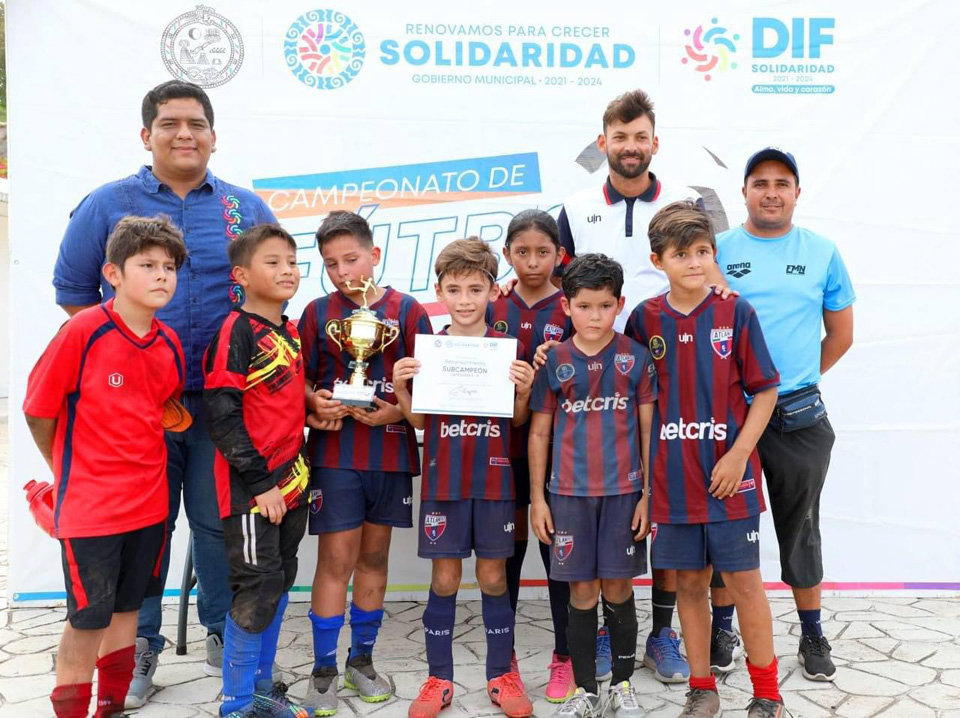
[332,383,377,409]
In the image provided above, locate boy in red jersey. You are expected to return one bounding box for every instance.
[393,238,536,718]
[298,211,433,714]
[529,254,656,718]
[204,224,321,717]
[624,202,784,718]
[487,210,577,702]
[24,215,187,718]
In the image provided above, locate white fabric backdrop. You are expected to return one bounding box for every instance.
[5,0,959,603]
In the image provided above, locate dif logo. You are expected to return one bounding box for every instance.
[752,18,834,59]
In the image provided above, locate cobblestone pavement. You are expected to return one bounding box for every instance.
[2,401,960,717]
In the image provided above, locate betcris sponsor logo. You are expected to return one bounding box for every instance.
[440,419,502,438]
[660,418,728,441]
[750,17,836,95]
[561,393,629,414]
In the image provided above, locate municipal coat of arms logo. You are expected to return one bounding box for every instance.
[161,6,244,88]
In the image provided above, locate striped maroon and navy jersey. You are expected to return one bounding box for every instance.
[204,309,308,519]
[23,300,183,538]
[625,294,780,524]
[529,333,657,497]
[299,287,432,474]
[421,328,523,501]
[487,290,574,458]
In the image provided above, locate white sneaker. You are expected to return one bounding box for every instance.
[551,687,602,718]
[606,680,645,718]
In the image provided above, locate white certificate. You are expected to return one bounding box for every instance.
[411,334,517,418]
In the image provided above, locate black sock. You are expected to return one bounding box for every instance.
[651,587,676,637]
[603,595,638,684]
[567,603,599,694]
[539,536,571,656]
[505,539,527,616]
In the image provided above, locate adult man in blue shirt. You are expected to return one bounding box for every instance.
[708,148,855,683]
[53,80,277,707]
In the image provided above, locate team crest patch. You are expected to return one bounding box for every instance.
[309,489,322,515]
[424,513,447,542]
[710,327,734,359]
[554,534,574,562]
[649,335,666,360]
[556,363,575,382]
[493,320,509,333]
[543,323,564,342]
[614,353,635,375]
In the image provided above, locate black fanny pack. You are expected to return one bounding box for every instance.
[770,384,827,433]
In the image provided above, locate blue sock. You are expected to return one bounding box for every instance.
[221,614,262,715]
[482,590,515,681]
[349,603,384,661]
[423,590,456,681]
[254,593,288,691]
[798,609,823,638]
[712,603,735,633]
[310,610,345,671]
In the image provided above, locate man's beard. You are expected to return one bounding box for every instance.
[608,151,651,179]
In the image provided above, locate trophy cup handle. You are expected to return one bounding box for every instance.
[378,325,400,353]
[325,320,344,351]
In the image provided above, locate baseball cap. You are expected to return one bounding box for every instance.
[744,147,799,183]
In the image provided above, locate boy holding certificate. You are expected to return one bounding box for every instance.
[393,238,536,718]
[529,254,657,718]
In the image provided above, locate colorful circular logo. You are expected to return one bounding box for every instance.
[682,18,739,82]
[161,6,244,88]
[649,335,667,360]
[284,10,365,90]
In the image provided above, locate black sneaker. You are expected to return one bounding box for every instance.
[798,635,836,681]
[709,627,743,673]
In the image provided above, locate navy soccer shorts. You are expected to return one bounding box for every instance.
[651,514,761,573]
[308,468,413,534]
[418,498,516,559]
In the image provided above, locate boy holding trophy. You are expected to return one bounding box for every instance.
[298,211,433,714]
[392,238,536,718]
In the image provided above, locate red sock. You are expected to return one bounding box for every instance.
[94,645,136,717]
[747,657,781,702]
[689,674,718,693]
[51,683,92,718]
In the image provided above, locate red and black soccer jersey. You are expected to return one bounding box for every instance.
[204,309,308,519]
[625,293,780,524]
[421,328,523,502]
[528,333,657,497]
[487,291,574,458]
[299,286,432,474]
[23,300,184,539]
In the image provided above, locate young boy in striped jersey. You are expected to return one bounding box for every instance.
[393,238,536,718]
[625,202,785,717]
[529,253,657,718]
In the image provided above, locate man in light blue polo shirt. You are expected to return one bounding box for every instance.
[708,148,854,683]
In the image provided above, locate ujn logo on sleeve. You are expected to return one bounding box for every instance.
[285,9,365,90]
[161,6,244,88]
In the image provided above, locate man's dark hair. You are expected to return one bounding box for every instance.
[561,253,624,300]
[647,200,716,257]
[227,224,298,268]
[316,210,374,250]
[142,80,215,129]
[505,209,560,249]
[602,89,656,133]
[106,215,187,271]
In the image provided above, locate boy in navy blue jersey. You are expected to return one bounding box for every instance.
[529,254,656,718]
[298,211,433,714]
[625,202,785,718]
[204,224,320,718]
[393,238,536,718]
[487,210,577,702]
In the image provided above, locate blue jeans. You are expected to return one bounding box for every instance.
[137,392,231,653]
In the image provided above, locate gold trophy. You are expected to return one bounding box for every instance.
[325,277,400,408]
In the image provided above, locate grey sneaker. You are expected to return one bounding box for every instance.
[747,698,788,718]
[606,681,645,718]
[303,666,339,716]
[678,688,720,717]
[204,633,223,677]
[344,654,392,703]
[124,637,158,709]
[551,687,601,718]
